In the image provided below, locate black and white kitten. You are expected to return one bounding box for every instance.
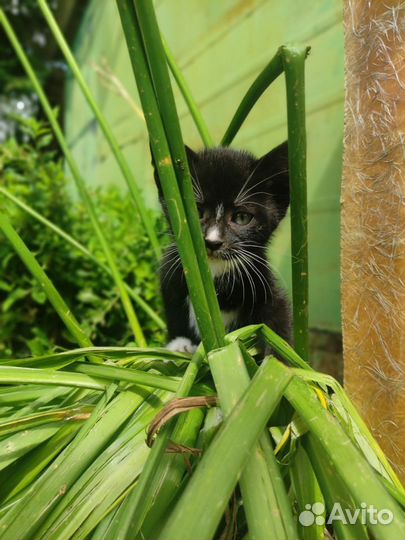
[152,142,291,353]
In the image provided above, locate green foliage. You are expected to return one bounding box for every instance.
[0,117,166,357]
[1,5,404,540]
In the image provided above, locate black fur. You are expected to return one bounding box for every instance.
[152,142,292,349]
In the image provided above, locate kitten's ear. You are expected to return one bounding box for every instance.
[185,145,199,180]
[185,145,198,165]
[256,141,289,219]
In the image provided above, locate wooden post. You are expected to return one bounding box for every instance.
[342,1,405,483]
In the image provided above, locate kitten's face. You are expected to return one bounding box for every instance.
[186,143,289,263]
[153,142,289,266]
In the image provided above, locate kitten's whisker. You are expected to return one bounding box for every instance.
[237,201,269,210]
[236,240,262,245]
[237,191,274,205]
[190,172,204,204]
[238,191,269,205]
[234,242,267,256]
[234,157,265,203]
[233,256,246,305]
[237,247,269,267]
[164,243,178,252]
[238,251,270,304]
[235,169,288,204]
[161,252,177,268]
[162,255,182,285]
[235,168,288,205]
[225,253,237,296]
[161,254,179,273]
[236,254,256,308]
[166,259,182,285]
[222,253,232,291]
[240,254,260,300]
[162,248,179,260]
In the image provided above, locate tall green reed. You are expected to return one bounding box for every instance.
[117,0,224,352]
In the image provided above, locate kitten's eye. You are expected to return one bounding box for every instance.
[197,205,205,219]
[232,212,253,226]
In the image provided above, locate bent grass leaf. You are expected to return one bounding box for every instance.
[0,425,62,473]
[110,350,205,539]
[159,355,293,540]
[0,346,188,368]
[209,342,297,540]
[0,390,142,540]
[0,406,93,437]
[285,376,405,540]
[0,424,81,504]
[35,390,173,540]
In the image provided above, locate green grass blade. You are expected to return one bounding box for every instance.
[0,8,145,346]
[258,433,298,540]
[0,386,70,406]
[0,365,107,391]
[0,424,80,504]
[116,0,222,351]
[0,406,92,436]
[163,37,214,147]
[0,214,94,353]
[37,0,161,261]
[138,408,205,539]
[0,390,142,540]
[285,376,405,540]
[49,440,148,540]
[0,387,71,420]
[304,433,369,540]
[133,0,225,346]
[293,369,404,494]
[109,350,204,540]
[226,323,310,369]
[159,356,292,540]
[221,48,284,146]
[0,425,62,472]
[209,342,297,540]
[71,363,180,392]
[290,443,325,540]
[0,186,165,330]
[112,349,205,539]
[221,42,310,361]
[261,324,311,369]
[281,45,310,362]
[91,492,134,540]
[36,390,173,540]
[1,346,188,368]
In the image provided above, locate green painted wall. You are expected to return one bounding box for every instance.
[65,0,344,332]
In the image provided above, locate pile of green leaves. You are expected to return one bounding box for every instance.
[0,117,166,358]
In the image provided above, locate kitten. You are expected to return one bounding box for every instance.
[152,142,291,354]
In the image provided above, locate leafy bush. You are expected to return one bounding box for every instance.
[0,117,166,357]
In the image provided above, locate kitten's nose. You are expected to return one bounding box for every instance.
[205,238,223,251]
[205,226,223,252]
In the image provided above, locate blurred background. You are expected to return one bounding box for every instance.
[0,0,344,374]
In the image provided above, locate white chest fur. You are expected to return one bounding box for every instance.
[208,257,229,278]
[187,257,238,337]
[188,298,238,338]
